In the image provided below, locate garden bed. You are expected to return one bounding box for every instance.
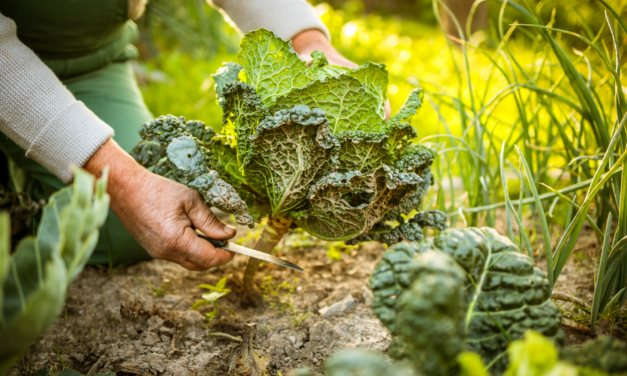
[8,212,626,376]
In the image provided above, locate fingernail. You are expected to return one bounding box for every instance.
[223,224,237,237]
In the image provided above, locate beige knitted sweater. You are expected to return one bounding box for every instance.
[0,0,328,183]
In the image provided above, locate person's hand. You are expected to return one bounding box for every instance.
[291,30,391,120]
[85,139,236,271]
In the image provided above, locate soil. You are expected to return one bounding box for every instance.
[7,210,627,376]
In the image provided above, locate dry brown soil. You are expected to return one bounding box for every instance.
[7,210,626,376]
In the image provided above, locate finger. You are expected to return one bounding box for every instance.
[299,54,313,66]
[178,259,205,271]
[384,100,391,121]
[187,192,237,240]
[179,227,235,270]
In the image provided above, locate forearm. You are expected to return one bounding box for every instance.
[83,139,148,211]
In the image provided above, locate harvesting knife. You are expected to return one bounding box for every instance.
[194,229,303,272]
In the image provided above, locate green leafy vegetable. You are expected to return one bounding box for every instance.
[131,115,255,227]
[369,227,564,375]
[0,169,110,374]
[132,28,441,244]
[132,29,445,297]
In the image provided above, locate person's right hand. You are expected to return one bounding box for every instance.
[84,139,236,271]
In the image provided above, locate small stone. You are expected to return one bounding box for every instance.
[318,294,355,318]
[313,358,318,364]
[288,336,296,345]
[159,327,174,336]
[294,339,304,349]
[362,286,374,306]
[161,335,170,343]
[284,357,291,362]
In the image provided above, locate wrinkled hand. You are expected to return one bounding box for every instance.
[292,30,391,120]
[85,139,236,271]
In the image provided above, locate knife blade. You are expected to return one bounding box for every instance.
[194,230,303,272]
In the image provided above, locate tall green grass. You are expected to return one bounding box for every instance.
[429,0,626,326]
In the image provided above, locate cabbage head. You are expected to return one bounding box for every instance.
[132,29,446,243]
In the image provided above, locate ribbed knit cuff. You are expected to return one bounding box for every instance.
[212,0,330,41]
[26,101,114,183]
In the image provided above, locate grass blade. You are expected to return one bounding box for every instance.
[590,213,612,333]
[515,145,553,284]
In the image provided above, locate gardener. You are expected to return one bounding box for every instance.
[0,0,359,271]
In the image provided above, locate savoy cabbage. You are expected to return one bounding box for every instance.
[369,227,564,375]
[132,29,445,245]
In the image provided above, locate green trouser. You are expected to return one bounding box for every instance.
[0,62,153,266]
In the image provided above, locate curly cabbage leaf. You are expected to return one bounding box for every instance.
[272,74,385,134]
[131,116,254,227]
[292,167,422,240]
[134,29,442,242]
[237,29,311,108]
[242,105,338,217]
[370,227,564,375]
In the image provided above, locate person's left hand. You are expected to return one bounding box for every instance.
[291,30,391,120]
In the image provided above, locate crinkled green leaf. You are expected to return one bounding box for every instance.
[167,136,210,184]
[221,81,269,167]
[139,115,189,146]
[293,166,422,240]
[272,74,385,134]
[130,140,166,168]
[389,88,423,124]
[212,62,243,106]
[305,50,349,82]
[371,228,565,374]
[184,120,216,145]
[346,62,388,118]
[210,139,247,187]
[188,171,254,226]
[243,105,339,217]
[133,116,255,227]
[336,123,417,175]
[237,29,309,107]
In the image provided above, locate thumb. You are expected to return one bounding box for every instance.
[187,196,237,240]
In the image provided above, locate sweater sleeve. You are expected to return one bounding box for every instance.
[209,0,330,41]
[0,13,114,183]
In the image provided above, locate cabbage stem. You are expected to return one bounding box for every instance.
[242,217,292,291]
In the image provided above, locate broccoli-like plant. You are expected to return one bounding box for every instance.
[131,29,446,298]
[369,227,564,375]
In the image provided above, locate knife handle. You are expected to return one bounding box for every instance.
[194,229,229,248]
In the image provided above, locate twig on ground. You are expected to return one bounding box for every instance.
[552,291,590,312]
[208,332,243,342]
[562,319,591,333]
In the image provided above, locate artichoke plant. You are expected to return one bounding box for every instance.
[0,169,110,374]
